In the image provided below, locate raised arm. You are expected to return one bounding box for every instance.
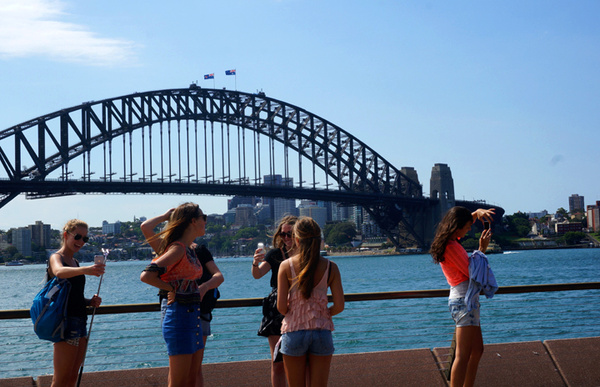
[141,208,174,253]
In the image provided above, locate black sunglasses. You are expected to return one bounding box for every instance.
[70,233,89,243]
[200,214,207,222]
[280,231,293,238]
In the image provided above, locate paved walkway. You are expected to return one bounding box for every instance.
[2,337,599,386]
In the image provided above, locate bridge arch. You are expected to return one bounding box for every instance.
[0,86,435,247]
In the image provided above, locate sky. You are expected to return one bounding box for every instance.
[0,0,599,230]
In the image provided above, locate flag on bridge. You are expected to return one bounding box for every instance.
[225,69,236,76]
[204,73,214,80]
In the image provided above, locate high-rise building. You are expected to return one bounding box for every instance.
[102,220,122,235]
[298,201,328,230]
[569,194,585,213]
[234,205,257,228]
[29,221,51,248]
[263,174,297,223]
[587,201,600,232]
[12,227,32,257]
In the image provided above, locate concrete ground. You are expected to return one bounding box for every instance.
[2,336,598,386]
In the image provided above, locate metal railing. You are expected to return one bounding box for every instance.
[1,283,599,381]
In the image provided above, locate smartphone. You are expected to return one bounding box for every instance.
[483,221,490,230]
[94,255,105,265]
[257,242,265,255]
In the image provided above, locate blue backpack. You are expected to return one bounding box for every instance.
[30,277,71,342]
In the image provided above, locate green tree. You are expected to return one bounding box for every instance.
[556,207,568,220]
[324,222,357,246]
[562,231,586,245]
[504,212,531,237]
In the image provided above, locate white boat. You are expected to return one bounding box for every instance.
[5,261,24,266]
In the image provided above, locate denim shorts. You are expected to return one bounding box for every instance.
[64,316,87,346]
[449,297,480,327]
[281,330,334,357]
[162,302,204,356]
[161,298,211,336]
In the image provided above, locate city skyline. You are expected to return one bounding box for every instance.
[1,1,599,230]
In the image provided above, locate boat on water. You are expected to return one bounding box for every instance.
[5,261,24,266]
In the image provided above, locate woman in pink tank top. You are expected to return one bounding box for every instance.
[277,217,345,387]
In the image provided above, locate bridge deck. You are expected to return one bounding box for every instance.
[3,336,598,386]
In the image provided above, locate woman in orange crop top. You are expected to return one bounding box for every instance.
[277,217,345,387]
[430,206,494,387]
[140,202,207,387]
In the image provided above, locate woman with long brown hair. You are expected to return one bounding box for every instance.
[276,217,344,387]
[140,202,208,387]
[430,206,494,387]
[252,214,298,386]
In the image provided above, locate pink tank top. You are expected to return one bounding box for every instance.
[281,260,334,333]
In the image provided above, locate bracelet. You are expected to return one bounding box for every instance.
[252,262,258,267]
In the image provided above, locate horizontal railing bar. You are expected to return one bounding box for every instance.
[3,282,599,320]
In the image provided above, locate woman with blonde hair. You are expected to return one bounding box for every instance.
[277,217,345,387]
[48,219,104,387]
[140,202,208,387]
[141,207,223,387]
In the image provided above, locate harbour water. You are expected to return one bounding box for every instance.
[1,248,599,378]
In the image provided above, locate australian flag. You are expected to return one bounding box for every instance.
[225,69,236,76]
[204,73,214,80]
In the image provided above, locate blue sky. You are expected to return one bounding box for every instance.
[0,0,599,230]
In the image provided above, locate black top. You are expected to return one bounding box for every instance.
[50,256,87,318]
[265,248,288,289]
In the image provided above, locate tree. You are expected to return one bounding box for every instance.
[324,222,357,246]
[556,207,568,220]
[504,212,531,237]
[562,231,586,245]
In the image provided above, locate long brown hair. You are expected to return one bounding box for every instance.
[271,215,298,250]
[149,202,203,255]
[429,206,472,263]
[293,217,323,299]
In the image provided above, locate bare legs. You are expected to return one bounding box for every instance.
[268,335,287,387]
[451,326,484,387]
[51,337,88,387]
[168,349,204,387]
[282,353,331,387]
[195,336,208,387]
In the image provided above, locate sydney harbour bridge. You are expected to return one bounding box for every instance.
[0,86,502,249]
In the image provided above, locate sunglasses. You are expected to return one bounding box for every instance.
[280,231,293,239]
[200,214,207,222]
[70,233,89,243]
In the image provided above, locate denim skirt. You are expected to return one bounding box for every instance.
[162,302,204,356]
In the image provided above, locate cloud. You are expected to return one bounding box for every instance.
[0,0,137,66]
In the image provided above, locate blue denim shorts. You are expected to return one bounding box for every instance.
[162,302,204,356]
[449,297,480,327]
[64,316,87,346]
[161,298,211,336]
[281,330,334,357]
